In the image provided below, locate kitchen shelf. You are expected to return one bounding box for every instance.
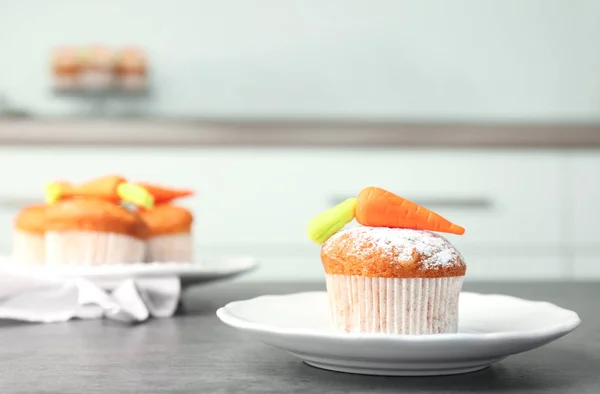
[1,119,600,148]
[52,88,150,98]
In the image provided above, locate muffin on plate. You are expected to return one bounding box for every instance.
[308,186,466,335]
[322,227,465,334]
[139,204,193,262]
[12,204,47,264]
[45,198,148,265]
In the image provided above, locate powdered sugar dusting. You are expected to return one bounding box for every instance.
[323,226,464,270]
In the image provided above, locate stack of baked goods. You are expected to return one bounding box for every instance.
[307,186,466,335]
[11,175,194,266]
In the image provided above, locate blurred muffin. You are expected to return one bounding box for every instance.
[139,204,193,262]
[321,226,466,335]
[115,47,147,91]
[79,44,115,89]
[45,199,148,265]
[12,204,47,264]
[51,46,81,90]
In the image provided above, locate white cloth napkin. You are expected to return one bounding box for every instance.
[0,266,181,324]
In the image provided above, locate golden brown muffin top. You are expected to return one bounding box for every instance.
[45,198,148,239]
[14,204,47,234]
[321,226,466,278]
[139,204,193,236]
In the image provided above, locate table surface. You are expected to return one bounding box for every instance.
[0,281,597,394]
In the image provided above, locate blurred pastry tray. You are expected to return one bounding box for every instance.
[0,256,258,289]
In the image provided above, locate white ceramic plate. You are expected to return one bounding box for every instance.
[1,256,258,289]
[217,291,581,376]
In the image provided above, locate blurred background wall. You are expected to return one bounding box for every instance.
[0,1,599,282]
[0,0,599,120]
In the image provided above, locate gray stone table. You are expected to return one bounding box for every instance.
[0,281,597,394]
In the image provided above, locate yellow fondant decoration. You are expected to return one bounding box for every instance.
[44,182,64,204]
[117,183,154,209]
[307,198,357,245]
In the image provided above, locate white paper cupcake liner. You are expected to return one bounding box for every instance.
[325,274,464,335]
[145,233,192,263]
[45,231,145,266]
[120,75,146,91]
[79,70,114,89]
[12,230,45,265]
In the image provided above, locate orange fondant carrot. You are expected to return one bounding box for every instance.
[61,175,126,201]
[135,182,194,204]
[355,187,465,235]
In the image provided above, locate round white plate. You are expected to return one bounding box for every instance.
[217,291,581,376]
[1,256,258,289]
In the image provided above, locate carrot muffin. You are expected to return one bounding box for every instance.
[45,198,148,265]
[308,186,466,335]
[322,227,465,334]
[139,204,193,262]
[12,204,47,264]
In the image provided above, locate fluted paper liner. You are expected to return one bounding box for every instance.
[325,274,464,334]
[12,230,45,265]
[146,233,193,263]
[46,231,145,266]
